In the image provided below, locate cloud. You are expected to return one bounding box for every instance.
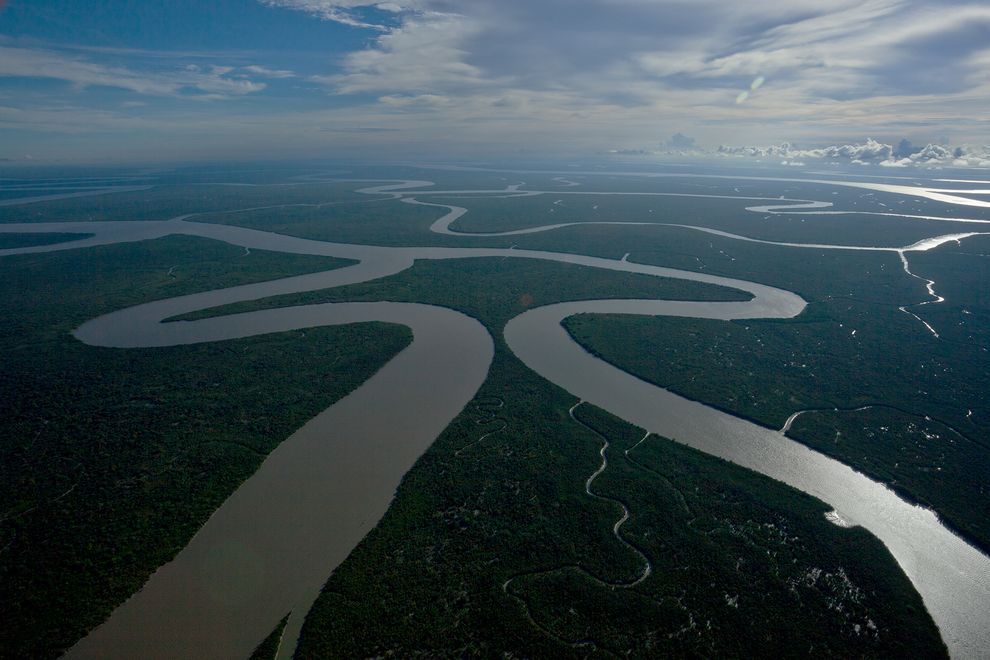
[289,0,990,147]
[378,93,450,108]
[258,0,417,29]
[663,133,697,150]
[886,143,990,169]
[313,12,493,95]
[0,46,267,98]
[716,138,990,168]
[6,1,990,160]
[241,65,297,79]
[717,138,893,163]
[0,103,170,134]
[608,148,652,155]
[950,145,990,169]
[318,125,401,132]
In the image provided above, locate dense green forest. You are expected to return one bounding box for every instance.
[564,237,990,552]
[0,232,92,249]
[431,189,984,247]
[0,237,410,658]
[173,256,750,322]
[250,616,289,660]
[152,235,944,656]
[2,168,981,658]
[277,267,945,657]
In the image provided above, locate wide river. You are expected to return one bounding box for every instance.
[0,173,987,658]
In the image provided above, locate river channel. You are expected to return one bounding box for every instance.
[0,173,987,658]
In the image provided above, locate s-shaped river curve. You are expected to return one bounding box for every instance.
[0,190,986,657]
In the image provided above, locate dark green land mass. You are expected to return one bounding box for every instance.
[564,237,990,552]
[182,172,987,250]
[188,248,947,658]
[195,194,450,247]
[0,166,553,228]
[911,235,990,333]
[173,256,751,323]
[0,237,410,659]
[0,232,92,249]
[250,616,289,660]
[514,223,919,300]
[288,295,944,657]
[0,190,77,201]
[0,171,974,658]
[432,190,981,248]
[0,229,750,657]
[0,182,386,223]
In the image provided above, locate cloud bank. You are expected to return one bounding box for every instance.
[715,139,990,168]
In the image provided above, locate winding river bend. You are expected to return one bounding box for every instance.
[1,172,988,658]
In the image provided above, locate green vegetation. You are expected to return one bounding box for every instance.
[250,616,289,660]
[563,238,990,552]
[0,232,91,249]
[296,352,944,657]
[0,228,751,658]
[432,189,979,248]
[196,195,450,247]
[0,190,75,201]
[0,182,387,224]
[789,405,983,536]
[174,256,751,322]
[0,237,410,658]
[911,235,990,340]
[517,222,921,302]
[246,251,943,657]
[564,301,983,432]
[1,169,978,658]
[144,235,944,655]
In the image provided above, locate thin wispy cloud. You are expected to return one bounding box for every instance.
[257,0,415,29]
[0,46,267,99]
[242,65,297,79]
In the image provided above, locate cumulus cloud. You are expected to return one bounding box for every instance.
[717,138,894,163]
[884,144,990,169]
[716,138,990,168]
[653,132,705,155]
[950,145,990,169]
[313,12,492,96]
[664,133,697,150]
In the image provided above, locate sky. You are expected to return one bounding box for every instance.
[1,0,989,163]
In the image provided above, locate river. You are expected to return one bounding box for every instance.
[0,171,986,657]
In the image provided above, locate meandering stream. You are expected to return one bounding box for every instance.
[1,171,988,658]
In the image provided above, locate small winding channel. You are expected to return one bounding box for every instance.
[0,173,988,658]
